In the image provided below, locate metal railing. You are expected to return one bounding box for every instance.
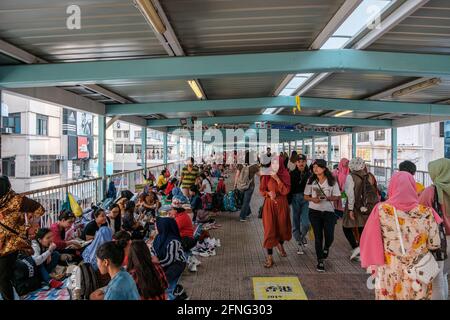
[329,161,431,188]
[21,161,183,227]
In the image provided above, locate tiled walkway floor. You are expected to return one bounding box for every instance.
[182,181,373,300]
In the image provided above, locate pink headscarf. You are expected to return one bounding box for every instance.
[335,158,349,190]
[360,171,443,268]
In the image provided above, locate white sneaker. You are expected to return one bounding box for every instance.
[199,251,210,257]
[350,247,360,261]
[191,255,201,265]
[215,239,221,247]
[188,263,197,272]
[297,245,305,255]
[208,249,216,256]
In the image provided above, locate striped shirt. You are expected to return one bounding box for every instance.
[181,166,199,189]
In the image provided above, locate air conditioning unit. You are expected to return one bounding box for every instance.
[2,128,13,134]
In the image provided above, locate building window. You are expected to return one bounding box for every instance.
[373,159,386,177]
[36,114,48,136]
[123,130,129,139]
[357,132,369,143]
[135,145,142,154]
[374,130,385,141]
[30,155,60,176]
[115,144,123,153]
[135,130,141,139]
[124,144,134,153]
[2,113,21,134]
[114,130,122,139]
[2,157,15,177]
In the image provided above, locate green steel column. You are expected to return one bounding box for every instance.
[327,135,332,164]
[301,138,306,155]
[141,127,147,170]
[163,131,168,166]
[176,137,180,161]
[391,127,398,170]
[294,140,298,152]
[312,136,315,160]
[288,142,292,154]
[97,115,106,197]
[352,133,357,159]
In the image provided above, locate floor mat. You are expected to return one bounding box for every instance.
[21,278,71,300]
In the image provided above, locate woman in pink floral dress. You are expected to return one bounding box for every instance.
[360,172,442,300]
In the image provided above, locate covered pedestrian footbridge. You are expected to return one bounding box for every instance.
[1,0,449,187]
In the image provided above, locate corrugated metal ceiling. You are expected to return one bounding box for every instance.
[369,0,450,54]
[306,73,415,99]
[160,0,347,55]
[0,0,167,62]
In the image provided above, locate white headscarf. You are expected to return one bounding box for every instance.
[349,157,366,172]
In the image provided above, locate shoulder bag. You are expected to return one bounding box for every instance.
[393,206,439,285]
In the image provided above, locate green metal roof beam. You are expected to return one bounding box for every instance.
[1,50,450,88]
[148,114,391,128]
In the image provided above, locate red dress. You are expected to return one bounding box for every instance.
[259,176,292,249]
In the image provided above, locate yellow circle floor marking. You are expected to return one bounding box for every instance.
[252,277,308,300]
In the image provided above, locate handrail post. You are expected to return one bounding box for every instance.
[98,115,106,201]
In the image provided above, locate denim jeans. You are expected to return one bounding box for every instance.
[165,261,186,300]
[309,209,337,261]
[239,185,255,220]
[432,261,449,300]
[39,251,60,283]
[291,193,310,244]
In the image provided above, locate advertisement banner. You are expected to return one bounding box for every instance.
[63,108,77,136]
[68,135,78,160]
[77,112,92,136]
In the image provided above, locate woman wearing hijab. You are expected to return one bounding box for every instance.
[360,172,442,300]
[343,157,379,261]
[419,158,450,300]
[106,181,117,199]
[152,218,186,300]
[332,158,350,218]
[0,176,45,300]
[82,226,113,270]
[259,155,292,268]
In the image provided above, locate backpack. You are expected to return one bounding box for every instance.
[68,262,99,300]
[12,256,42,296]
[223,191,238,212]
[234,189,244,209]
[236,166,251,191]
[352,172,379,215]
[212,193,224,211]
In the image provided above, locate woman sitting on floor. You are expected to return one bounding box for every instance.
[32,228,64,289]
[81,208,108,241]
[50,210,82,262]
[122,201,145,240]
[152,218,187,300]
[82,226,113,270]
[127,240,168,300]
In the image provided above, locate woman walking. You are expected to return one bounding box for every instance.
[259,155,292,268]
[360,172,442,300]
[419,158,450,300]
[332,158,349,218]
[304,160,341,272]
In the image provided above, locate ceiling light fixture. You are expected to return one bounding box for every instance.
[391,78,441,98]
[187,80,204,99]
[134,0,166,34]
[334,110,353,117]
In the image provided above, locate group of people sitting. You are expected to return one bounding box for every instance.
[0,159,228,300]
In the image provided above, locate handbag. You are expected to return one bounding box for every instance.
[393,207,439,285]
